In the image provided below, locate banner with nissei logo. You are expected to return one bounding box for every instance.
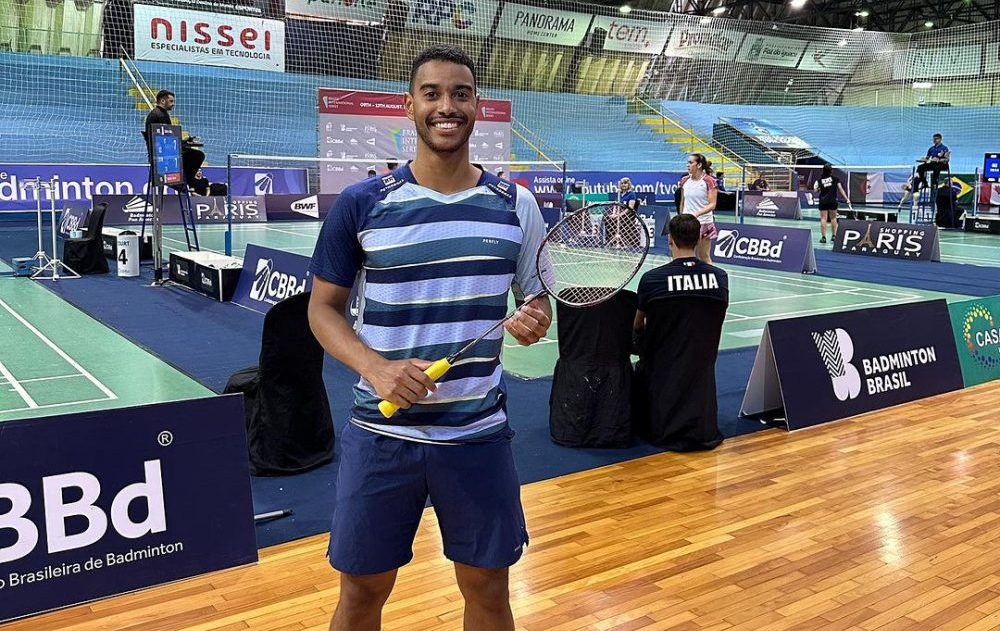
[712,222,816,273]
[948,296,1000,388]
[741,300,964,430]
[232,244,313,314]
[833,219,941,262]
[0,396,256,623]
[741,191,802,219]
[133,4,285,72]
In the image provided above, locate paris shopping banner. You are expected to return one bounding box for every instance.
[0,396,256,622]
[741,300,963,430]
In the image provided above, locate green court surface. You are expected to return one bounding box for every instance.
[0,261,213,423]
[161,221,972,379]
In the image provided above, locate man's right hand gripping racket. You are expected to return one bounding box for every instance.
[377,202,650,418]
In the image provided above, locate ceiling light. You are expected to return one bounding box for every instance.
[790,0,807,8]
[711,6,726,15]
[856,9,870,17]
[619,4,631,14]
[837,39,847,47]
[924,21,934,28]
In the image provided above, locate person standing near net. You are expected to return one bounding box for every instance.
[678,153,719,263]
[813,163,852,244]
[307,45,551,631]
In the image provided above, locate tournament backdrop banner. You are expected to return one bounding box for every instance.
[93,194,265,225]
[232,243,313,313]
[406,0,499,38]
[591,15,671,55]
[262,193,338,221]
[719,117,811,150]
[0,396,256,623]
[713,222,816,273]
[741,191,801,219]
[318,89,511,193]
[741,300,963,430]
[495,3,592,47]
[948,295,1000,388]
[0,164,307,212]
[133,4,285,72]
[833,219,941,262]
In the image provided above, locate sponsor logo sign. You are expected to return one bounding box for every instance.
[721,117,810,150]
[232,244,313,313]
[833,219,941,261]
[742,191,801,219]
[134,4,285,72]
[406,0,499,37]
[284,0,386,22]
[262,193,338,221]
[964,216,1000,234]
[496,3,592,47]
[741,300,964,430]
[892,44,982,79]
[591,15,671,54]
[948,296,1000,387]
[510,170,684,205]
[0,165,306,212]
[798,41,863,74]
[58,204,91,236]
[94,195,265,225]
[712,222,816,273]
[0,396,256,622]
[737,34,807,68]
[663,26,744,61]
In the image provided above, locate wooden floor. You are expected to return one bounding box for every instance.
[7,382,1000,631]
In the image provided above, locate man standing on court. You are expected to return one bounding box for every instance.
[632,214,728,451]
[307,45,552,631]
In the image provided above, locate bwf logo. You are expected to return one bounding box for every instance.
[811,329,862,401]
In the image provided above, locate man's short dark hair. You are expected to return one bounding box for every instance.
[156,90,174,103]
[409,45,477,91]
[668,214,701,250]
[933,133,942,139]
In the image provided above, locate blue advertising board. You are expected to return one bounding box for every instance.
[712,222,816,273]
[0,164,308,212]
[94,194,266,226]
[509,171,685,204]
[262,193,338,222]
[232,244,314,314]
[0,396,257,622]
[720,117,811,150]
[741,300,963,430]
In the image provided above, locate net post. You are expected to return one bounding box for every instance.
[225,153,233,257]
[739,164,747,224]
[561,160,568,217]
[973,167,981,218]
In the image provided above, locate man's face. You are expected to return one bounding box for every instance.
[159,95,175,111]
[933,136,942,145]
[406,60,478,156]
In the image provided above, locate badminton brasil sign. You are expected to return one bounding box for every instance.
[0,396,256,622]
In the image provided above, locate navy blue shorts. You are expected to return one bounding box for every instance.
[328,422,529,576]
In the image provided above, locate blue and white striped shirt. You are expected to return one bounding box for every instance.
[309,165,547,444]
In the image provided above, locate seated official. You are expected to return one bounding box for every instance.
[749,175,769,191]
[632,214,729,451]
[915,133,950,190]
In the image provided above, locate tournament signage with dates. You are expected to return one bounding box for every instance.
[317,88,511,193]
[833,219,941,262]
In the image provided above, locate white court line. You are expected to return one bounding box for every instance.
[0,397,117,416]
[0,299,117,401]
[262,225,323,239]
[0,359,37,408]
[725,296,915,323]
[162,235,225,255]
[730,288,862,306]
[504,338,557,349]
[0,373,85,386]
[726,329,765,338]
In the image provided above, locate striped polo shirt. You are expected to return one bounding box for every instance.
[309,165,546,444]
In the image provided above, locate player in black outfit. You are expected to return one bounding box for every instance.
[632,214,729,451]
[813,164,852,244]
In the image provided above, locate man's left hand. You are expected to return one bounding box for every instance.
[504,297,552,346]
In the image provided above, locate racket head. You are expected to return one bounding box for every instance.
[536,202,650,308]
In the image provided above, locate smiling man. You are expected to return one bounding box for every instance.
[307,45,552,631]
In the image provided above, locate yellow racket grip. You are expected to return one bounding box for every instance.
[377,358,453,418]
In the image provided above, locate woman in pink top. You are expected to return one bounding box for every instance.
[679,153,719,263]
